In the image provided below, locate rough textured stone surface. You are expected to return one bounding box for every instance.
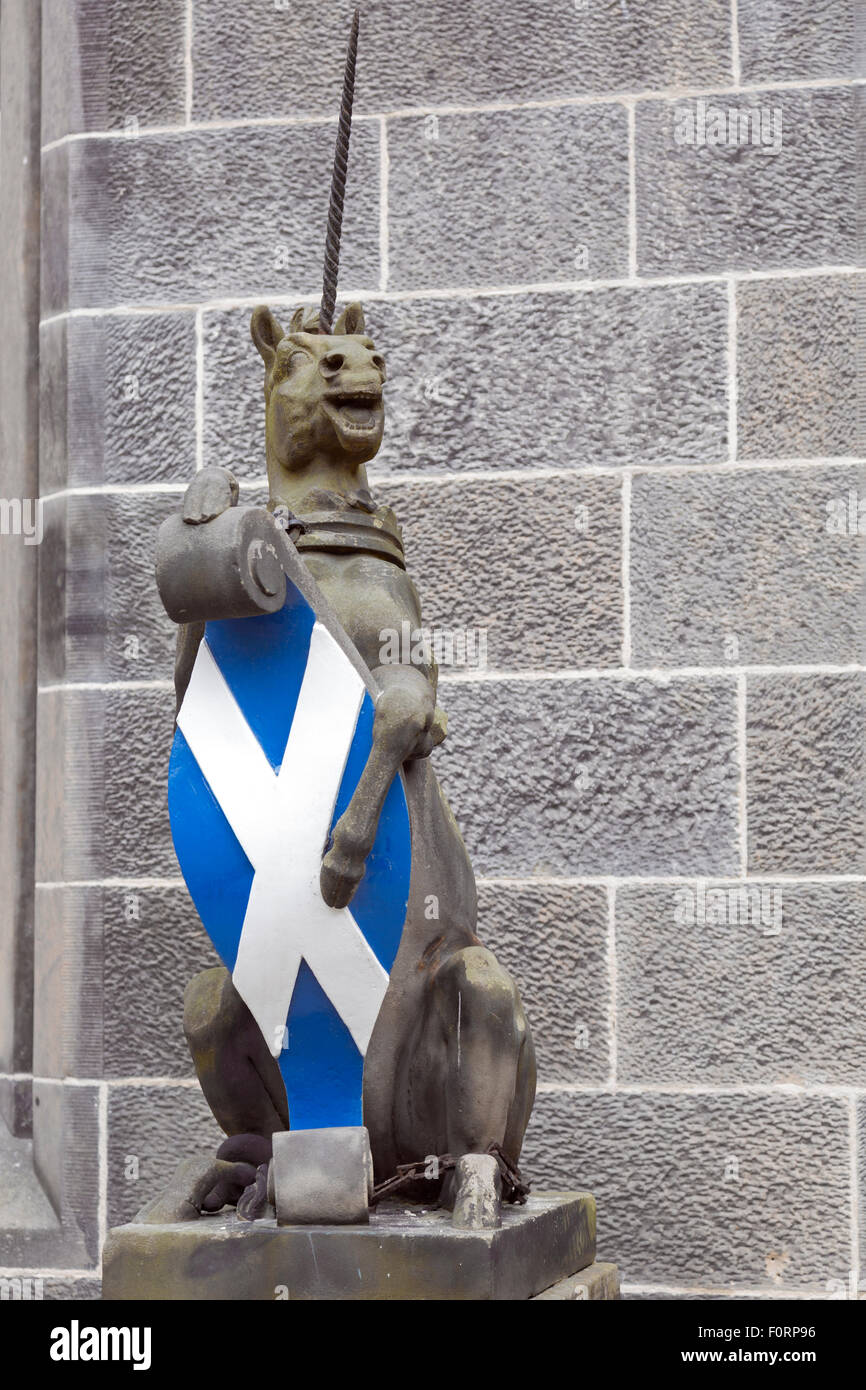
[191,0,733,121]
[42,121,380,313]
[376,285,728,471]
[746,674,866,875]
[200,306,268,480]
[380,475,623,671]
[477,881,609,1085]
[36,685,177,883]
[104,886,218,1079]
[107,1083,223,1227]
[387,106,628,290]
[523,1090,850,1289]
[636,89,858,275]
[434,677,739,876]
[737,0,858,84]
[623,1285,837,1300]
[630,466,866,667]
[99,684,177,879]
[737,276,862,459]
[40,491,184,684]
[203,284,728,476]
[616,881,866,1086]
[39,312,197,491]
[42,1276,103,1300]
[42,0,186,143]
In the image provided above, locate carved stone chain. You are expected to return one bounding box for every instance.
[370,1143,531,1207]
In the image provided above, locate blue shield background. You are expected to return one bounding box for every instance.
[168,579,412,1129]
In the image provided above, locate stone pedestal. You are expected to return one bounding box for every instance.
[103,1191,618,1301]
[531,1262,621,1300]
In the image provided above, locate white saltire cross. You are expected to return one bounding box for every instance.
[177,620,389,1059]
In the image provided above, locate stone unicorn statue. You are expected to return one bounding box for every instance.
[153,11,536,1228]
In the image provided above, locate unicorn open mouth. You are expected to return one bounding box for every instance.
[325,388,384,437]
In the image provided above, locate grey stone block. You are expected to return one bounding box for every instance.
[0,1122,67,1272]
[201,307,269,481]
[737,276,862,460]
[531,1260,620,1299]
[30,1081,100,1267]
[387,105,629,290]
[630,466,866,667]
[37,495,68,686]
[523,1090,850,1288]
[41,140,72,317]
[103,886,218,1080]
[85,489,179,683]
[41,122,380,313]
[477,881,610,1085]
[191,0,732,121]
[379,475,623,671]
[616,881,866,1086]
[0,0,40,1102]
[107,1083,223,1227]
[33,885,103,1080]
[204,284,728,476]
[272,1127,372,1226]
[746,674,866,875]
[622,1285,835,1300]
[0,1076,32,1138]
[99,684,178,880]
[103,1192,595,1300]
[433,676,739,876]
[737,0,857,84]
[41,0,187,143]
[0,1273,101,1300]
[35,684,178,884]
[636,88,858,275]
[374,284,727,471]
[39,312,197,493]
[858,1097,866,1284]
[41,491,184,685]
[0,1135,52,1251]
[42,1276,103,1300]
[34,689,66,884]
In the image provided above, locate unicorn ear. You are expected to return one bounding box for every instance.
[250,305,286,367]
[334,302,365,335]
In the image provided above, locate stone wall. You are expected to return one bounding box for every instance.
[3,0,864,1297]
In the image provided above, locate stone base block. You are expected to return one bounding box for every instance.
[531,1261,621,1300]
[103,1191,599,1301]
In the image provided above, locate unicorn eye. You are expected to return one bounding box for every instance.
[276,349,309,379]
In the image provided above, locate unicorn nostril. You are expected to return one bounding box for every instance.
[321,352,345,374]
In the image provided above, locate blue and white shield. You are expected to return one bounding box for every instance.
[168,579,411,1130]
